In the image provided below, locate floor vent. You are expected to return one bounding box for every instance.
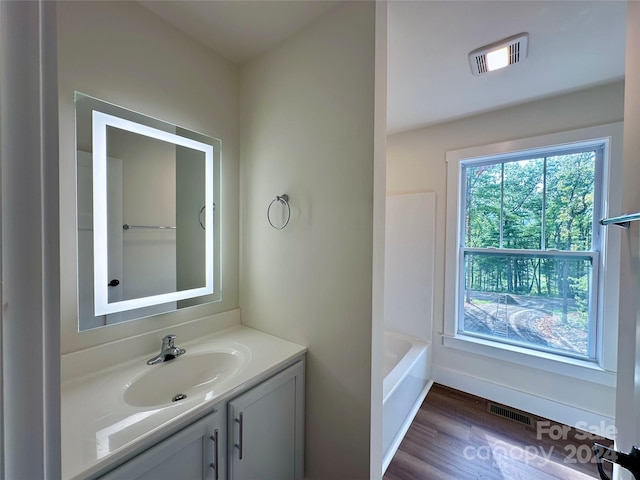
[487,402,533,426]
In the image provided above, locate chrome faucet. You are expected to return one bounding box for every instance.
[147,334,186,365]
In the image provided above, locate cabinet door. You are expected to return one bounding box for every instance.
[228,361,304,480]
[100,408,226,480]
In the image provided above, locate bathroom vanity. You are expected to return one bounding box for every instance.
[64,93,306,480]
[61,326,306,480]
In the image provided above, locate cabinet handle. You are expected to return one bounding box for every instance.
[234,412,244,460]
[209,429,219,480]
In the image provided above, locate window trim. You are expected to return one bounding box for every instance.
[444,123,623,376]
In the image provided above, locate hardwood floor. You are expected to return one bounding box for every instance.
[384,384,613,480]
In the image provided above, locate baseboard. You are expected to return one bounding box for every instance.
[433,365,615,440]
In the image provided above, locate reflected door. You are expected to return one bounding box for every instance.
[106,157,123,324]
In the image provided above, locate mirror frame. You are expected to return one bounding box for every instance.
[91,111,215,315]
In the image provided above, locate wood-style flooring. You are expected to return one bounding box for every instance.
[384,384,613,480]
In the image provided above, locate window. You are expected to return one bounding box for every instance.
[444,124,622,370]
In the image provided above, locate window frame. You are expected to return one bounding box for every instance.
[458,145,603,361]
[444,123,623,381]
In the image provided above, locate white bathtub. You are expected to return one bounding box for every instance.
[382,330,432,472]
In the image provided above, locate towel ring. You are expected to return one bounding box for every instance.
[267,194,291,230]
[199,203,216,230]
[199,205,206,230]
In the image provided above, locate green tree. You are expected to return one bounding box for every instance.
[464,150,594,324]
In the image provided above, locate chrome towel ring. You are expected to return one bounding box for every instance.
[199,203,216,230]
[199,205,206,230]
[267,194,291,230]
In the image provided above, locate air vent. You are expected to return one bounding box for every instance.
[469,33,529,76]
[487,402,533,426]
[475,55,487,75]
[510,42,520,64]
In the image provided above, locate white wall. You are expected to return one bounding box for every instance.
[57,1,240,354]
[239,2,377,478]
[384,192,435,341]
[388,82,624,427]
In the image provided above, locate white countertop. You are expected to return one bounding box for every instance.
[61,326,306,480]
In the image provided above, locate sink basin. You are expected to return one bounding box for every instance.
[124,351,245,407]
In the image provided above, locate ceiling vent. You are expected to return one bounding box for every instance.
[469,33,529,76]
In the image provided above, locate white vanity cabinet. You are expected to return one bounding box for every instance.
[95,358,304,480]
[99,408,226,480]
[228,361,305,480]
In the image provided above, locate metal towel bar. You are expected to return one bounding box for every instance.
[599,212,640,228]
[123,224,176,230]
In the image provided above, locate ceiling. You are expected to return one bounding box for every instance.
[138,1,627,134]
[387,1,627,133]
[139,1,340,64]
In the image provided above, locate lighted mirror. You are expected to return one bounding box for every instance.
[76,92,222,331]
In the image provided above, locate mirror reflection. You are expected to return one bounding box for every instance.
[76,93,221,331]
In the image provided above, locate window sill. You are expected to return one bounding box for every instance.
[442,334,616,387]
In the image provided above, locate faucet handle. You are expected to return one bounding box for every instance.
[162,334,177,348]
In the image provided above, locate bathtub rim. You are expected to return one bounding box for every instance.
[383,330,429,404]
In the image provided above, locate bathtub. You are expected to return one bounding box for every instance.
[382,330,433,472]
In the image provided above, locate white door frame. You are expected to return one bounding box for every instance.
[0,1,61,478]
[614,2,640,480]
